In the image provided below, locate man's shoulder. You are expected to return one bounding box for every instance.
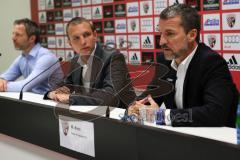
[196,43,223,62]
[36,46,56,58]
[96,43,121,60]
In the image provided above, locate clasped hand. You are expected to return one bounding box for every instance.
[128,95,159,116]
[48,86,70,104]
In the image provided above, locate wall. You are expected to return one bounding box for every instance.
[0,0,31,72]
[30,0,240,91]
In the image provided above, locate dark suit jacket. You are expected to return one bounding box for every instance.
[154,43,239,127]
[64,43,136,108]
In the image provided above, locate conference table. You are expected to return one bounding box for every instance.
[0,92,239,160]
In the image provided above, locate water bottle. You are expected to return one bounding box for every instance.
[237,104,240,145]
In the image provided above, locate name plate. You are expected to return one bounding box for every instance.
[59,115,95,157]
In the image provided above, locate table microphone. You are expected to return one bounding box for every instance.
[19,57,63,100]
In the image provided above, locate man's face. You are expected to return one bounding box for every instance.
[67,22,97,56]
[158,16,191,61]
[12,24,31,51]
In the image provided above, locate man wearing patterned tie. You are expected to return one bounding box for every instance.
[0,18,63,94]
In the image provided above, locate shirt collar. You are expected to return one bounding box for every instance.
[77,43,97,67]
[171,45,198,71]
[22,43,41,58]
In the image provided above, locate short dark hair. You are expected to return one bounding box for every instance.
[160,4,201,43]
[14,18,40,44]
[66,17,95,39]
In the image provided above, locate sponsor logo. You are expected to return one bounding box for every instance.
[227,14,236,28]
[207,0,215,3]
[128,6,138,13]
[118,37,125,49]
[204,18,220,26]
[207,35,216,48]
[93,21,102,33]
[104,21,114,33]
[93,7,102,19]
[226,55,240,71]
[55,27,64,33]
[116,23,126,30]
[57,38,63,47]
[143,2,150,14]
[223,0,239,5]
[103,5,113,18]
[143,36,154,48]
[224,35,240,43]
[155,0,166,8]
[72,0,80,3]
[61,121,69,136]
[142,52,154,63]
[129,51,141,64]
[63,11,72,19]
[141,18,153,32]
[130,20,136,31]
[115,4,125,17]
[73,9,80,17]
[172,0,180,5]
[95,8,100,15]
[128,36,139,49]
[141,19,152,26]
[48,39,56,46]
[131,53,138,61]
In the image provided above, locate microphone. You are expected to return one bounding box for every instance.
[19,57,63,100]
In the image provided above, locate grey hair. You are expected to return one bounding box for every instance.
[160,4,201,43]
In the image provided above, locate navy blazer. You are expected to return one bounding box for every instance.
[153,43,238,127]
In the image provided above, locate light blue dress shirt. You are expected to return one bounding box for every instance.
[0,43,63,94]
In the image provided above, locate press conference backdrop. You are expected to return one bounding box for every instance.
[30,0,240,91]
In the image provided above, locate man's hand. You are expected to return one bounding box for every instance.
[0,78,8,92]
[54,86,70,94]
[54,93,70,104]
[128,95,159,115]
[48,86,70,104]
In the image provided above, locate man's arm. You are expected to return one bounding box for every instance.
[0,56,22,81]
[6,54,60,92]
[170,55,238,127]
[0,56,22,92]
[54,53,136,108]
[129,54,238,127]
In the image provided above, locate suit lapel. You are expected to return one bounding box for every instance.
[182,44,201,108]
[90,44,104,88]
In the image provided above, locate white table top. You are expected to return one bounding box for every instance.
[0,92,238,146]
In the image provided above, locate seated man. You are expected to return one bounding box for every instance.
[128,4,239,127]
[0,18,63,94]
[45,17,135,108]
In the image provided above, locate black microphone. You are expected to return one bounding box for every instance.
[19,57,63,100]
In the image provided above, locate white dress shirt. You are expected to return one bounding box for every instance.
[77,43,97,90]
[164,45,198,125]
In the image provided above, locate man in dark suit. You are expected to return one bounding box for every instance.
[128,4,238,127]
[45,17,135,108]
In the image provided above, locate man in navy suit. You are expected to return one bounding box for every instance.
[128,4,238,127]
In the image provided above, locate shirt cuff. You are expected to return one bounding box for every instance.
[164,109,172,126]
